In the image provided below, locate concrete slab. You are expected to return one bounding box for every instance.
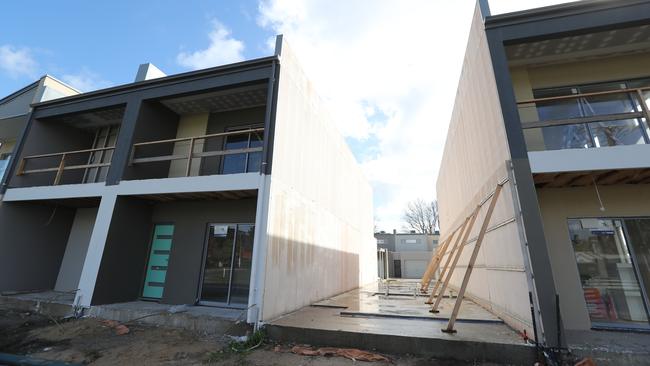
[0,293,251,336]
[565,329,650,366]
[0,291,76,318]
[88,301,249,335]
[314,280,502,322]
[267,280,535,365]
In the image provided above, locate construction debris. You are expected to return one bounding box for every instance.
[291,345,391,362]
[100,319,130,335]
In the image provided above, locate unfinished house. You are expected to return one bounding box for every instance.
[0,35,376,325]
[436,0,650,358]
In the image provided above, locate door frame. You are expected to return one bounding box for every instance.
[196,222,255,309]
[567,216,650,330]
[140,221,175,301]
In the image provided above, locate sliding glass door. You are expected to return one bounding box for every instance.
[569,218,650,329]
[199,223,254,308]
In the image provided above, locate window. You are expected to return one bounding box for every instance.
[529,78,650,151]
[569,218,650,330]
[377,239,385,244]
[222,126,264,174]
[402,239,419,244]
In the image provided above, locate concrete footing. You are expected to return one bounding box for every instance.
[87,301,250,335]
[0,293,250,336]
[266,322,536,365]
[0,292,76,318]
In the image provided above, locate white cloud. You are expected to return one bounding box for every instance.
[257,0,581,231]
[177,19,245,70]
[0,45,38,78]
[61,68,112,92]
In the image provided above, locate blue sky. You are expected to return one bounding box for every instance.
[0,1,275,95]
[0,0,571,231]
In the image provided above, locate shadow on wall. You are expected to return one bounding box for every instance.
[0,200,77,292]
[91,197,153,305]
[261,235,360,321]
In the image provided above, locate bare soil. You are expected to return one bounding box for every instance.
[0,307,505,365]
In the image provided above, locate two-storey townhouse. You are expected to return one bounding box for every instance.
[0,36,376,326]
[437,0,650,353]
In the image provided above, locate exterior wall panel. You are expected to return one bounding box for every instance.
[259,39,375,321]
[437,6,533,335]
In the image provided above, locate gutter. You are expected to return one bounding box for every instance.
[30,56,279,110]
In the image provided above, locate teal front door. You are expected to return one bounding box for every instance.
[142,224,174,299]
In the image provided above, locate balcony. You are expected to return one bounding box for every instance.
[518,87,650,152]
[9,107,123,188]
[16,146,115,186]
[122,84,268,182]
[128,128,264,179]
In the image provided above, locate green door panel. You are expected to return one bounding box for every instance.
[142,224,174,299]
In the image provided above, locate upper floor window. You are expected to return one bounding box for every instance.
[222,126,264,174]
[523,78,650,151]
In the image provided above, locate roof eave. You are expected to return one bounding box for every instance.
[31,55,278,109]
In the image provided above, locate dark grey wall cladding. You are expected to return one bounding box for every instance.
[91,197,153,305]
[201,106,266,176]
[0,201,75,291]
[122,101,180,181]
[374,234,396,252]
[8,118,95,188]
[152,198,258,305]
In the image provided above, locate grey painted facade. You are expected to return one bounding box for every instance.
[0,76,79,191]
[151,198,257,305]
[0,35,375,326]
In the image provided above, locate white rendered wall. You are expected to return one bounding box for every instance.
[259,38,376,322]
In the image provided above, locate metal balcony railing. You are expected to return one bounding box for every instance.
[517,87,650,152]
[129,127,264,177]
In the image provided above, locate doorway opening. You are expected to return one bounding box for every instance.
[198,223,254,308]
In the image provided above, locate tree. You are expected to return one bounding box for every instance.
[402,199,439,234]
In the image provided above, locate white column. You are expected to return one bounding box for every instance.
[247,175,271,325]
[74,193,117,307]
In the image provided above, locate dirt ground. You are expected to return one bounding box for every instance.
[0,307,506,365]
